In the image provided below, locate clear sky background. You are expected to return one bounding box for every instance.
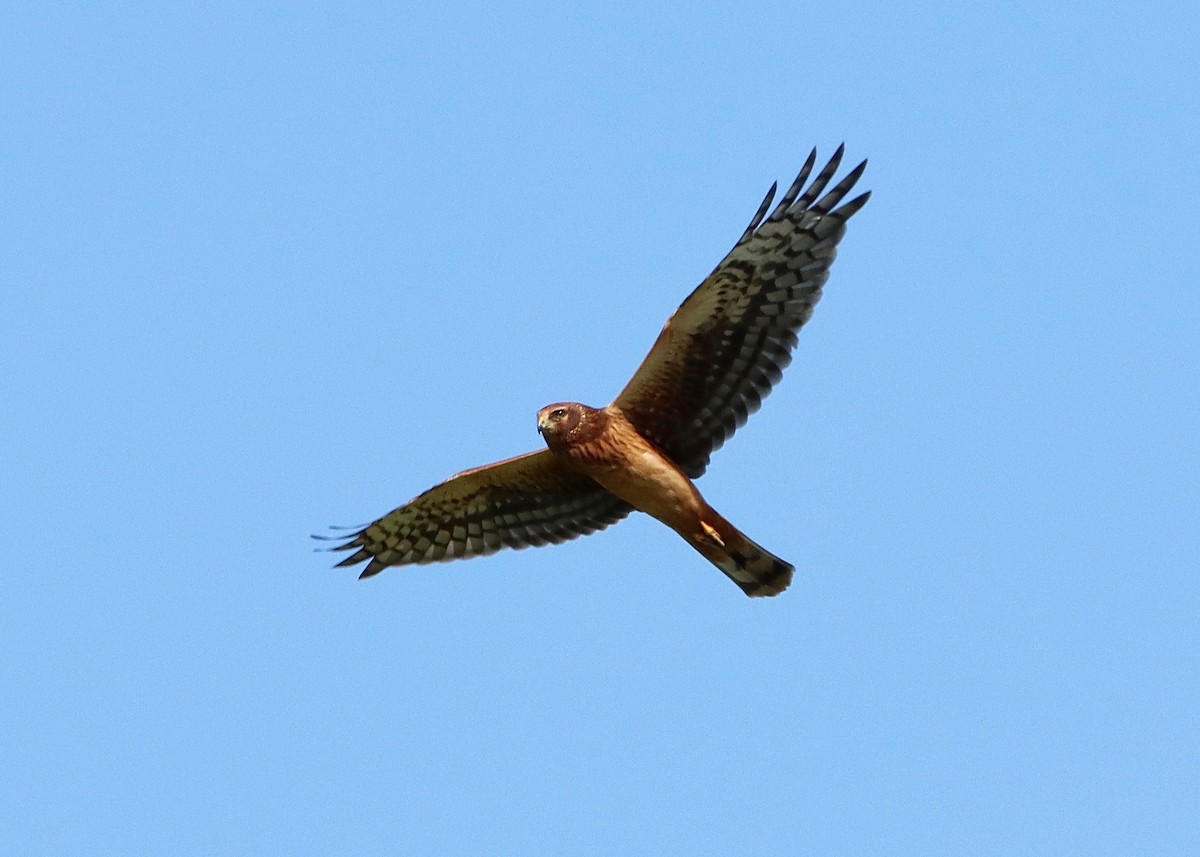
[2,2,1197,854]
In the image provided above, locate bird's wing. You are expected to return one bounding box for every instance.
[322,449,632,578]
[611,146,869,477]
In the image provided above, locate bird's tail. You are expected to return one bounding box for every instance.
[688,510,794,598]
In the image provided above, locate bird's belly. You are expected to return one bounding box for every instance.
[589,449,703,530]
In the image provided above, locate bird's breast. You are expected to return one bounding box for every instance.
[567,418,705,531]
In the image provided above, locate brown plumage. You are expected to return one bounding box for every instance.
[537,403,793,596]
[320,146,870,597]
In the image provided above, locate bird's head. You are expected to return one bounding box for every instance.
[537,401,599,449]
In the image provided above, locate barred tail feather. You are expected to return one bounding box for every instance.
[689,512,794,598]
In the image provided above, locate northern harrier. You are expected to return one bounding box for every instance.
[321,147,869,596]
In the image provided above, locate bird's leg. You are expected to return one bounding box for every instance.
[700,520,725,547]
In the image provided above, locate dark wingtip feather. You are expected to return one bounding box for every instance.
[312,523,368,560]
[737,181,778,245]
[335,547,372,568]
[770,148,818,220]
[812,158,870,215]
[311,532,360,544]
[834,190,872,221]
[358,556,392,579]
[795,147,845,209]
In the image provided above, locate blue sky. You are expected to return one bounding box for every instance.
[2,1,1197,853]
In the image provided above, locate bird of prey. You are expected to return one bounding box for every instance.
[320,146,869,596]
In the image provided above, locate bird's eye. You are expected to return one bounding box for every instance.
[551,408,566,420]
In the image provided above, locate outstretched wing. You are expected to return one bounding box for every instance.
[323,450,632,578]
[612,146,870,478]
